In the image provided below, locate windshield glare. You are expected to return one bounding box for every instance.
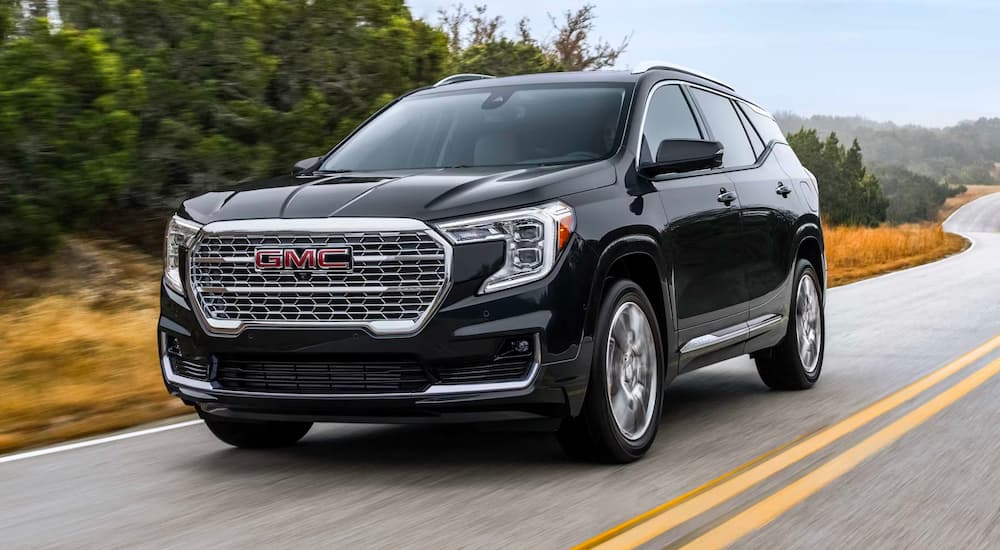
[320,84,631,172]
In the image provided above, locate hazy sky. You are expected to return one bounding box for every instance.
[407,0,1000,127]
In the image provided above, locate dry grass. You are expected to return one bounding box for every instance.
[938,184,1000,221]
[825,223,968,287]
[0,239,188,453]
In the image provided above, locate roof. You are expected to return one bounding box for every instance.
[408,68,766,112]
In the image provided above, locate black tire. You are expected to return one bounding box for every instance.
[557,279,665,463]
[755,258,825,390]
[201,414,313,449]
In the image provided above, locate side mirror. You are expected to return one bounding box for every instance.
[639,139,724,178]
[292,156,321,175]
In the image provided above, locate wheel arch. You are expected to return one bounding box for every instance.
[586,234,678,378]
[793,221,826,292]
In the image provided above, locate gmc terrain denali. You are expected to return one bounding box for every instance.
[160,63,826,462]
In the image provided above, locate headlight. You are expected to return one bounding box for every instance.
[437,201,575,294]
[163,215,202,295]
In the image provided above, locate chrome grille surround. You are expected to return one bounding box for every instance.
[185,218,452,337]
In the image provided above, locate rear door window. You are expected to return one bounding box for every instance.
[689,88,756,168]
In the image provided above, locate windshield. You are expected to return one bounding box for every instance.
[319,83,632,172]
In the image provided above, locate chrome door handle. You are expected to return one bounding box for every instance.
[717,188,737,206]
[776,182,792,197]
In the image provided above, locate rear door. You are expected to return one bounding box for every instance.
[641,83,748,357]
[689,88,794,330]
[732,101,799,323]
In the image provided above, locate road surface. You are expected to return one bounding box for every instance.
[2,193,999,549]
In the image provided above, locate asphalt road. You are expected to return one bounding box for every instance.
[3,193,1000,549]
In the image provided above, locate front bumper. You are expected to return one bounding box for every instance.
[158,238,596,422]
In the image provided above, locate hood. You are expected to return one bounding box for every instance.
[179,162,615,225]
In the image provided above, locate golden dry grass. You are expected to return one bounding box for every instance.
[0,239,188,453]
[0,220,973,453]
[825,223,968,287]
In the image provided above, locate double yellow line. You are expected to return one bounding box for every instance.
[574,334,1000,550]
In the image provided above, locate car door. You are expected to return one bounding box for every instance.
[640,83,748,359]
[717,100,799,327]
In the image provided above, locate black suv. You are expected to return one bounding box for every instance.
[160,63,825,463]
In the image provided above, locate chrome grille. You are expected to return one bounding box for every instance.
[187,222,449,335]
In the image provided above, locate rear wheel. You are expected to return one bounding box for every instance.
[201,414,313,449]
[558,279,664,463]
[755,258,825,390]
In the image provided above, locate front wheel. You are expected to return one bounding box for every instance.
[558,279,665,463]
[755,258,825,390]
[201,414,313,449]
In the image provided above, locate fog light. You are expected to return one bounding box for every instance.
[166,336,182,357]
[497,336,534,359]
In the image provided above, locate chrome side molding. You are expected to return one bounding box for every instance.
[680,314,783,356]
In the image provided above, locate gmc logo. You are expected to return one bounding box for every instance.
[254,248,352,271]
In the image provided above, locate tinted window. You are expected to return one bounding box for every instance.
[640,84,702,164]
[739,102,787,145]
[690,88,756,168]
[737,105,765,158]
[320,84,631,171]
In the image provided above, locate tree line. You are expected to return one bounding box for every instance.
[0,1,971,255]
[777,112,1000,186]
[0,0,623,254]
[786,128,965,226]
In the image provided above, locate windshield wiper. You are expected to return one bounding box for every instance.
[313,169,354,174]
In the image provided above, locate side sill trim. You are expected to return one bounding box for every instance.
[680,314,782,356]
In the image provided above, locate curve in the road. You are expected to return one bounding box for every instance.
[944,190,1000,233]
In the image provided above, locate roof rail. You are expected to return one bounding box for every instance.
[433,73,495,87]
[630,61,734,91]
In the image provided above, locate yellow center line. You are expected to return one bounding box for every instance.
[682,354,1000,549]
[573,334,1000,550]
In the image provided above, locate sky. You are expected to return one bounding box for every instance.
[406,0,1000,127]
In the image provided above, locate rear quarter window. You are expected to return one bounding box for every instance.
[739,102,787,146]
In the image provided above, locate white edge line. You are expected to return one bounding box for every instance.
[941,190,1000,227]
[0,419,203,465]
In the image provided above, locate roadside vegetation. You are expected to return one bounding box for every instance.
[0,239,184,452]
[824,224,967,287]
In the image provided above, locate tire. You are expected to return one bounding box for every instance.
[558,279,665,463]
[201,414,312,449]
[755,258,825,390]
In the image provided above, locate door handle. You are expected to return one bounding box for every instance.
[776,182,792,197]
[717,188,737,206]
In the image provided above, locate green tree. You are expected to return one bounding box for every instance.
[0,22,144,253]
[787,129,887,226]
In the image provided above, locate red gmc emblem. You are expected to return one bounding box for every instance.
[254,247,352,271]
